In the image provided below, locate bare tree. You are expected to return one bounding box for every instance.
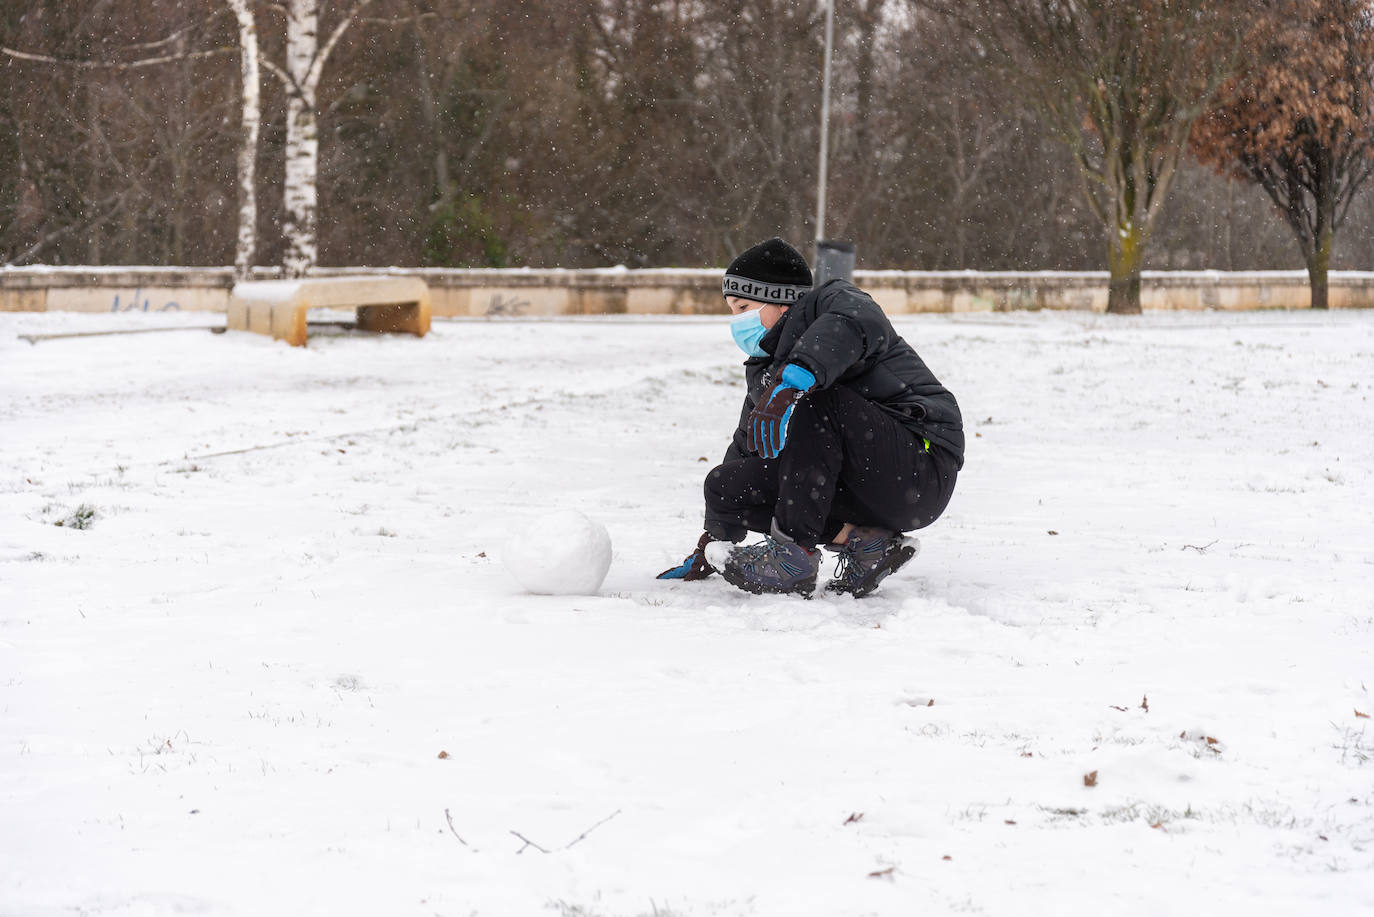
[2,2,267,274]
[2,3,239,266]
[929,0,1247,312]
[691,0,826,259]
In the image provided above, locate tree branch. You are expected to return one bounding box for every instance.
[562,808,622,849]
[307,0,375,92]
[119,9,232,53]
[509,830,551,855]
[4,191,129,266]
[1,45,235,69]
[443,808,473,849]
[259,53,292,89]
[509,809,622,855]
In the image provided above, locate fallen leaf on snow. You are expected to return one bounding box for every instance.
[437,750,450,759]
[1356,709,1370,719]
[843,812,864,825]
[868,866,895,879]
[1084,770,1099,787]
[1179,730,1225,753]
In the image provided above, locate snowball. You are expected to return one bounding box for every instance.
[703,541,738,572]
[502,509,612,596]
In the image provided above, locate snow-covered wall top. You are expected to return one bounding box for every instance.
[4,265,1373,314]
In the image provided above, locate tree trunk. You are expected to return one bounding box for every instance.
[1307,164,1336,310]
[85,81,102,265]
[282,0,320,278]
[276,0,371,277]
[1106,221,1144,314]
[853,0,883,162]
[228,0,260,281]
[411,10,452,212]
[1307,227,1332,310]
[170,33,190,265]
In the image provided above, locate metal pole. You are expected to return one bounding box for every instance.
[815,0,834,245]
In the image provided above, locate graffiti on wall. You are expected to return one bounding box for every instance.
[111,288,181,312]
[485,292,529,316]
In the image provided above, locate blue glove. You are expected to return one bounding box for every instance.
[656,531,716,580]
[747,364,816,459]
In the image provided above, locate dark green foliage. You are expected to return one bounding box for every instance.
[423,194,507,267]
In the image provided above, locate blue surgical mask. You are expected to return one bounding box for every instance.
[730,309,768,357]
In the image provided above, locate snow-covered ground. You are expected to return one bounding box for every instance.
[1,307,1371,917]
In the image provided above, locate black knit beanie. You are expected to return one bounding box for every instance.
[721,237,813,305]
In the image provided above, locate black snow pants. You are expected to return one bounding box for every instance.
[703,384,959,547]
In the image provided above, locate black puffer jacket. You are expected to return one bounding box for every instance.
[726,279,964,468]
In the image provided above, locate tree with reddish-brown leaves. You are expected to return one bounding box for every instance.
[1191,0,1374,309]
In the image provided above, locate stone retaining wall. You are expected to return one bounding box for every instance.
[4,265,1373,315]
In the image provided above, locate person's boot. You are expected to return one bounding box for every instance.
[825,526,920,598]
[704,522,819,597]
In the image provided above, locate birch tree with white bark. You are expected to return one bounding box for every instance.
[260,0,374,277]
[226,0,260,280]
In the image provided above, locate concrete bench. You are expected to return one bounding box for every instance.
[227,276,431,347]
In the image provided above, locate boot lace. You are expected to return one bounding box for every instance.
[737,537,785,571]
[831,541,865,587]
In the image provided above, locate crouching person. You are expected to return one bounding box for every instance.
[658,237,964,598]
